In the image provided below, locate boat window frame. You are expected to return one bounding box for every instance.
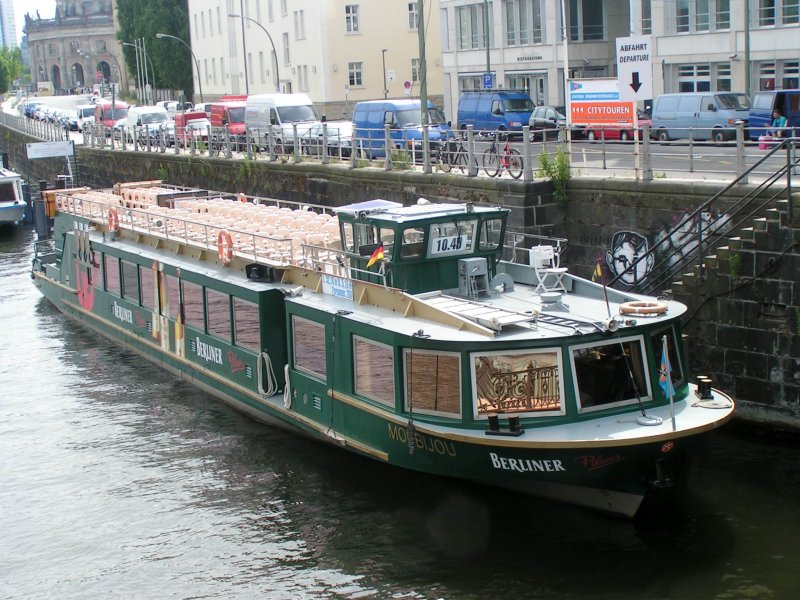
[291,315,327,380]
[233,297,261,352]
[470,347,566,419]
[206,287,232,342]
[478,217,504,251]
[139,263,156,310]
[181,279,205,330]
[103,254,121,296]
[353,334,396,408]
[402,347,462,418]
[569,334,653,414]
[399,226,426,259]
[427,219,478,258]
[121,259,139,304]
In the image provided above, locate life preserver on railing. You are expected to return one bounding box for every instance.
[238,192,248,203]
[108,207,120,232]
[619,300,668,316]
[217,230,234,265]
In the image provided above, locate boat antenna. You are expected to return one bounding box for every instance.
[592,258,612,318]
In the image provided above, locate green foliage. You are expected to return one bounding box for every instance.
[391,148,412,169]
[537,148,570,204]
[0,47,24,94]
[729,252,742,277]
[158,163,170,180]
[116,0,193,98]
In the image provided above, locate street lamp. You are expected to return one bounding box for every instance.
[228,13,280,92]
[155,33,204,103]
[381,49,388,99]
[123,40,155,104]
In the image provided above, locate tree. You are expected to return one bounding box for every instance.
[0,47,24,93]
[116,0,193,100]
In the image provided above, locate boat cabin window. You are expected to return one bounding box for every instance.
[479,218,504,251]
[233,298,260,351]
[428,220,477,257]
[379,228,395,260]
[473,349,563,417]
[163,274,180,320]
[342,222,355,253]
[89,253,101,288]
[121,260,139,304]
[292,316,326,379]
[140,265,156,310]
[104,255,120,296]
[181,280,204,329]
[651,328,683,396]
[400,227,425,259]
[353,336,395,407]
[404,349,462,417]
[206,288,231,341]
[571,338,649,412]
[0,182,16,200]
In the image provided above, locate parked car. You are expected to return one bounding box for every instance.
[456,90,535,137]
[176,116,211,147]
[747,89,799,140]
[300,121,353,157]
[529,105,568,141]
[651,92,749,142]
[584,110,653,142]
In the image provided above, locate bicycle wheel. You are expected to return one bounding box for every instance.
[482,150,500,177]
[436,150,452,173]
[506,147,523,179]
[452,147,468,173]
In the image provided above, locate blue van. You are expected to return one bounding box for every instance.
[352,99,451,159]
[456,90,535,136]
[651,92,749,142]
[748,89,800,140]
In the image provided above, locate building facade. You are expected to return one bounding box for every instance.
[24,0,128,94]
[188,0,444,119]
[0,0,18,48]
[439,0,799,120]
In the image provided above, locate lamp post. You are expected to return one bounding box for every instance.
[484,0,490,79]
[155,33,204,103]
[381,49,388,99]
[228,13,280,92]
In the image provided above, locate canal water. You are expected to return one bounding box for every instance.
[1,225,798,600]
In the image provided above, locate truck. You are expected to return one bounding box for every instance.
[210,101,247,150]
[243,93,319,151]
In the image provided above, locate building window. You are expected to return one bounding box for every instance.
[411,58,420,83]
[298,65,309,91]
[345,5,360,33]
[785,0,800,24]
[292,316,326,379]
[716,0,731,28]
[459,74,483,91]
[678,63,711,92]
[259,51,266,84]
[217,6,222,35]
[759,62,776,90]
[282,32,290,65]
[348,61,363,86]
[783,60,800,89]
[457,3,490,50]
[408,2,419,29]
[716,63,732,91]
[695,0,710,30]
[48,43,57,56]
[280,0,287,16]
[294,10,305,39]
[642,0,652,33]
[206,288,231,342]
[676,0,731,32]
[268,0,274,22]
[354,336,395,407]
[759,0,776,25]
[504,0,543,45]
[755,0,798,25]
[569,0,604,41]
[201,10,206,37]
[404,349,461,417]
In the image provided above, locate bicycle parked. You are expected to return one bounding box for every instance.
[436,136,479,174]
[482,133,523,178]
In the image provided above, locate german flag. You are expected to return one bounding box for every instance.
[366,244,384,268]
[591,260,603,283]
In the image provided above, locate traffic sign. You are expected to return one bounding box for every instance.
[483,73,493,89]
[616,35,653,102]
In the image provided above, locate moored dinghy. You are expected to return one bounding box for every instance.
[31,180,734,517]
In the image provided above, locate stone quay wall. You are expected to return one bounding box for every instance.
[2,125,798,430]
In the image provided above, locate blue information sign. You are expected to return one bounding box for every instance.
[483,73,493,89]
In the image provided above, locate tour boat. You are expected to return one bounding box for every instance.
[31,181,734,517]
[0,167,26,226]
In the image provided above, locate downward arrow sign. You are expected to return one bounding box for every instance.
[630,72,642,93]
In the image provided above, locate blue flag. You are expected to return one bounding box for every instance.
[659,336,674,399]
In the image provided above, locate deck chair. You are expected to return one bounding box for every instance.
[529,245,568,293]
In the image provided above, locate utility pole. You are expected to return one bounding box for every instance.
[484,0,490,78]
[240,0,250,94]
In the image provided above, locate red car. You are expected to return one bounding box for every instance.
[584,110,652,142]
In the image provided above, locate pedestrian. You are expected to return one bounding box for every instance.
[770,108,787,137]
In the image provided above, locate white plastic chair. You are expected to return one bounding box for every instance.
[529,245,568,293]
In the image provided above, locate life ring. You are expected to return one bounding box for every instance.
[619,300,668,316]
[238,192,248,203]
[217,230,234,265]
[108,207,120,232]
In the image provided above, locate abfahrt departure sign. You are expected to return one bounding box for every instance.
[616,35,653,102]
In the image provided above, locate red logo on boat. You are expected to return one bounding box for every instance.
[575,454,626,471]
[75,265,95,311]
[660,441,674,453]
[227,351,245,374]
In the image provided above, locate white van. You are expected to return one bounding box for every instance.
[76,104,96,132]
[125,106,171,142]
[244,93,319,149]
[651,92,749,142]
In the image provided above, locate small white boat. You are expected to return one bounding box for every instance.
[0,167,26,226]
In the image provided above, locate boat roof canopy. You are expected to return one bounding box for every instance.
[335,198,509,225]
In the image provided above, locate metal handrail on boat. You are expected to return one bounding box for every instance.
[502,230,569,265]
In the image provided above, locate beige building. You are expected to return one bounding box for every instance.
[25,0,128,95]
[188,0,444,119]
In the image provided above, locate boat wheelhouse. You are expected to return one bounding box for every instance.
[31,181,734,517]
[0,167,26,226]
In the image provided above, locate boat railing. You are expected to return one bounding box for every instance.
[502,230,569,265]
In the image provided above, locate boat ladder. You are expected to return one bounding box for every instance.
[420,293,537,332]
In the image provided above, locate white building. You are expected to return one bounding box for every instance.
[187,0,444,119]
[0,0,18,48]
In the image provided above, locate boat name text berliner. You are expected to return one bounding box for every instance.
[196,338,224,365]
[490,453,566,473]
[112,301,133,324]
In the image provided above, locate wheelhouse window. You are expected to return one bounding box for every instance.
[479,218,503,250]
[121,261,139,304]
[404,349,461,417]
[234,298,260,351]
[473,349,563,417]
[181,280,204,329]
[292,316,326,379]
[651,328,684,397]
[140,264,156,310]
[104,255,120,296]
[571,337,649,412]
[206,288,231,341]
[354,336,395,407]
[400,227,425,259]
[428,220,477,257]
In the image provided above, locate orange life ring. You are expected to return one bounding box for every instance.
[238,192,248,203]
[619,300,668,316]
[217,230,234,265]
[108,207,120,232]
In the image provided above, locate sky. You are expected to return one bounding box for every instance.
[14,0,56,44]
